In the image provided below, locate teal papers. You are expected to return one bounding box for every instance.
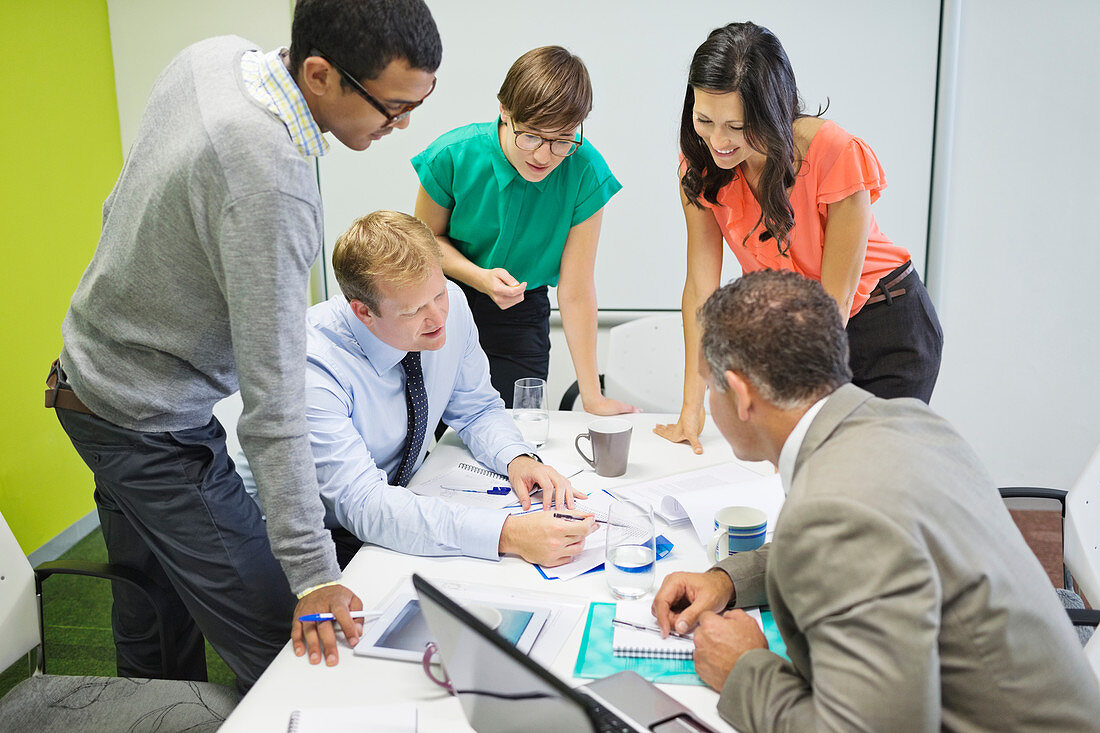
[573,602,788,686]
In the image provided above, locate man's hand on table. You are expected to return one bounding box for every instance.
[652,569,735,636]
[499,510,596,567]
[692,610,768,691]
[292,584,363,666]
[507,455,586,510]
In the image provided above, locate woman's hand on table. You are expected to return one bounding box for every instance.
[582,393,641,416]
[654,404,706,454]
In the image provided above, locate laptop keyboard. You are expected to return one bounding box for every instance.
[587,698,637,733]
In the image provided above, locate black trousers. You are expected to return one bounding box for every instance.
[456,281,551,408]
[846,263,944,403]
[54,407,296,691]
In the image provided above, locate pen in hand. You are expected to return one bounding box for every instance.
[297,610,382,623]
[612,617,692,640]
[553,512,603,524]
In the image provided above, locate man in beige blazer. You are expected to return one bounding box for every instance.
[653,270,1100,731]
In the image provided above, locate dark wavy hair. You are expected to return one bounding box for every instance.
[680,22,820,255]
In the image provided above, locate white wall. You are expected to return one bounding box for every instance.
[107,0,291,155]
[319,0,940,310]
[927,0,1100,487]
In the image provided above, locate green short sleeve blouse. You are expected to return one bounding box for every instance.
[411,119,622,288]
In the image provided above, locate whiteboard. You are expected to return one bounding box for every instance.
[319,0,941,310]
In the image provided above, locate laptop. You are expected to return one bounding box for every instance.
[413,573,717,733]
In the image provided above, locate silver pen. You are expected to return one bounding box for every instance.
[611,617,692,640]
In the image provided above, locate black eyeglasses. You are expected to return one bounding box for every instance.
[508,120,584,157]
[310,47,436,126]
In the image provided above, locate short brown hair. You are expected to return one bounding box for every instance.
[699,270,851,409]
[331,210,442,313]
[497,46,592,132]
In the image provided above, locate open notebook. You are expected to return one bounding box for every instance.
[612,600,694,659]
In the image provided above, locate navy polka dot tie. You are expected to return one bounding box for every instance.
[394,351,427,487]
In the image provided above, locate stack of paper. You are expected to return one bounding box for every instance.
[605,461,767,524]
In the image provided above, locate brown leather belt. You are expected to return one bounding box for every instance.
[865,261,914,306]
[44,359,95,415]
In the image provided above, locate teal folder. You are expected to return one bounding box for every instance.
[572,602,788,686]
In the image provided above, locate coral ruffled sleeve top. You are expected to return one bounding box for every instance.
[695,120,911,317]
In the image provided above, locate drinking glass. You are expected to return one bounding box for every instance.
[512,378,549,448]
[605,503,656,599]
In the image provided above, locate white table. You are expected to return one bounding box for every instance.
[221,412,774,732]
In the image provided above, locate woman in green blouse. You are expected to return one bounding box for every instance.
[412,46,637,414]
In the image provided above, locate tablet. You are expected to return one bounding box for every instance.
[356,584,549,662]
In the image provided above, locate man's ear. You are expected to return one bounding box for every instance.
[726,371,753,421]
[299,56,340,98]
[499,104,510,124]
[349,299,374,326]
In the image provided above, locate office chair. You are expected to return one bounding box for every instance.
[999,442,1100,676]
[0,511,238,732]
[559,314,687,412]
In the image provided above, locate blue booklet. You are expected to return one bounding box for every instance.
[535,535,673,581]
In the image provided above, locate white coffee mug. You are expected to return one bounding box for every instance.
[706,506,768,562]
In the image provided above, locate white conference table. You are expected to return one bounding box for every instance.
[221,411,775,732]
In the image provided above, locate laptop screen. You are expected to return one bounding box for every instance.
[413,574,597,733]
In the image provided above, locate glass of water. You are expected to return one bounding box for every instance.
[513,377,549,448]
[605,503,656,599]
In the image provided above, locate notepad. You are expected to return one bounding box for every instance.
[611,600,694,659]
[408,461,515,508]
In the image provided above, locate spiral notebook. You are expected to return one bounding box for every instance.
[611,600,694,659]
[408,461,514,508]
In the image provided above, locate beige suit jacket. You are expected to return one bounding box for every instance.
[714,384,1100,731]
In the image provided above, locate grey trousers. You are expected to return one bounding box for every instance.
[55,407,296,691]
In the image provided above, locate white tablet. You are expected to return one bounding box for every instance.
[355,582,549,662]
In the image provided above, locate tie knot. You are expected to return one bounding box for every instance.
[401,351,422,375]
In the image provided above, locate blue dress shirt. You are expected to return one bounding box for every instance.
[238,282,531,559]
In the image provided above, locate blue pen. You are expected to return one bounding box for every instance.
[441,485,512,495]
[298,610,381,623]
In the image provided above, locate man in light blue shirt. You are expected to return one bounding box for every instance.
[238,210,593,569]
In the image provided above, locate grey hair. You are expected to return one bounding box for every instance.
[699,270,851,409]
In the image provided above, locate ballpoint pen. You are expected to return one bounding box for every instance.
[611,617,692,640]
[553,512,605,524]
[297,610,383,623]
[442,486,512,495]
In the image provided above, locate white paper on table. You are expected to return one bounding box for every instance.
[524,490,618,581]
[286,703,416,732]
[680,472,785,545]
[607,461,771,524]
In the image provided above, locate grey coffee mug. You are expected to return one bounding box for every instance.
[575,418,633,477]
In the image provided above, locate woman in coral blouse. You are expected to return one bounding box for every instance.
[656,22,943,453]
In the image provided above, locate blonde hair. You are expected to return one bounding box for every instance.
[497,46,592,132]
[331,210,442,312]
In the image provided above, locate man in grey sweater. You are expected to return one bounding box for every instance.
[47,0,440,690]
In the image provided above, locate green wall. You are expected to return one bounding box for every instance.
[0,1,121,553]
